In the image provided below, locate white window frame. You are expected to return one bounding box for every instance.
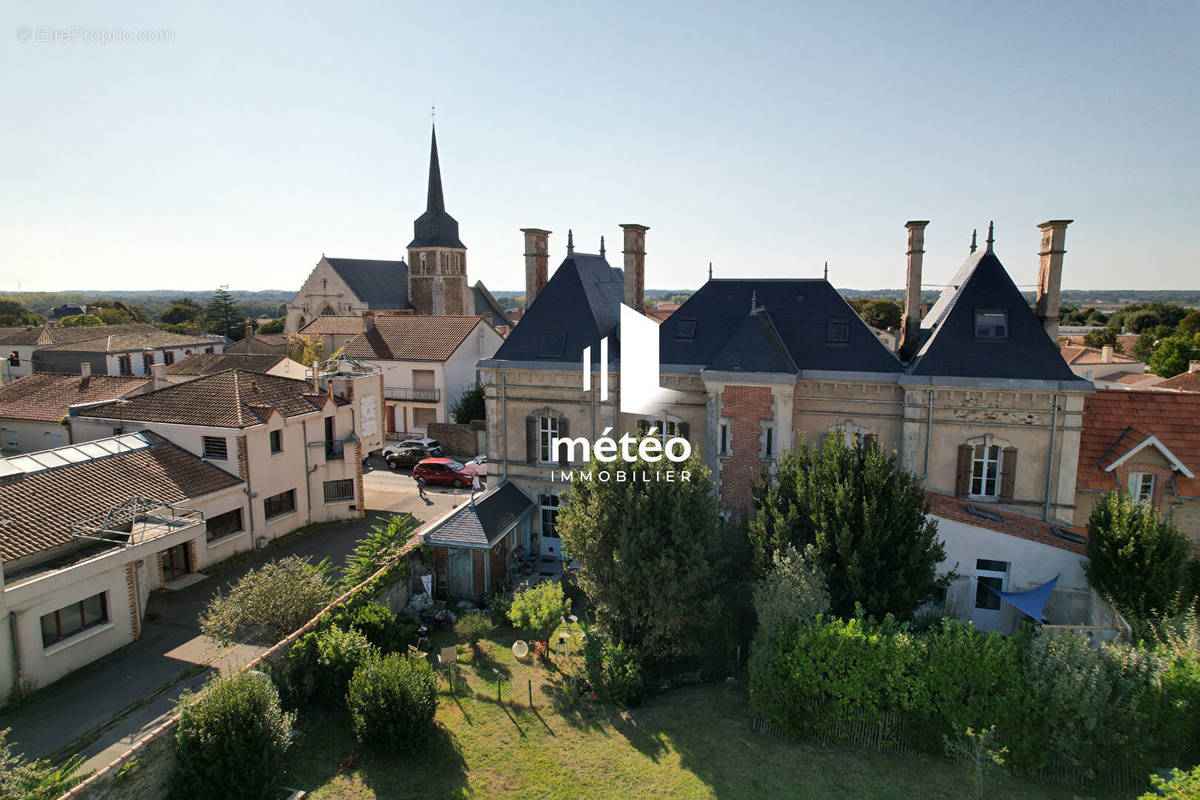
[539,492,560,537]
[970,442,1003,499]
[537,415,559,464]
[1128,472,1155,506]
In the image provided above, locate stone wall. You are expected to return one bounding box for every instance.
[58,536,421,800]
[427,421,484,458]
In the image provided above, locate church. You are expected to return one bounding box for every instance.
[284,127,512,334]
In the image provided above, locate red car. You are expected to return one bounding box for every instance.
[413,457,476,488]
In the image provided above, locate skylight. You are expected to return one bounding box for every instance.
[675,319,697,339]
[1052,526,1086,544]
[0,432,154,476]
[974,310,1008,339]
[965,504,1004,523]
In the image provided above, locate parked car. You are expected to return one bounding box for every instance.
[464,455,487,478]
[413,457,475,488]
[382,437,440,459]
[384,442,444,469]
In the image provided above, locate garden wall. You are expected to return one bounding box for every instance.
[427,421,485,458]
[58,536,421,800]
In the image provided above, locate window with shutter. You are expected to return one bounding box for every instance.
[955,444,973,497]
[999,446,1018,501]
[525,416,536,464]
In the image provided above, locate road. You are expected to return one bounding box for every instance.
[0,457,476,771]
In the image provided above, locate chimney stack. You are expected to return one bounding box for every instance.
[150,363,169,390]
[362,310,375,333]
[1102,345,1114,363]
[521,228,551,310]
[244,324,254,341]
[1189,360,1200,374]
[898,220,929,360]
[1035,219,1072,342]
[80,362,91,380]
[620,223,648,313]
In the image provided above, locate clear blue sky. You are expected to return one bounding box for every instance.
[2,1,1197,294]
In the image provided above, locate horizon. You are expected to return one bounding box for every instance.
[3,2,1198,293]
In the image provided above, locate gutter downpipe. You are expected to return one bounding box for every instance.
[922,389,933,479]
[302,419,314,521]
[9,612,20,680]
[501,373,508,480]
[1043,394,1059,521]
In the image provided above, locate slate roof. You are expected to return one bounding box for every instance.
[659,279,902,374]
[926,492,1087,555]
[491,252,626,365]
[166,352,292,376]
[421,480,534,549]
[1155,370,1200,393]
[80,369,334,428]
[1077,389,1200,495]
[340,316,487,362]
[0,372,150,423]
[299,316,369,336]
[472,281,514,329]
[324,258,411,310]
[0,432,242,563]
[909,251,1087,383]
[408,127,466,250]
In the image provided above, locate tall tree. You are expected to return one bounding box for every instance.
[556,441,732,664]
[1148,333,1200,377]
[204,286,243,340]
[748,431,947,620]
[161,297,204,326]
[0,300,43,327]
[450,383,485,423]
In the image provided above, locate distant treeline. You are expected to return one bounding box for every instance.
[0,290,291,322]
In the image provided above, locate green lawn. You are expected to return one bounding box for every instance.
[279,627,1112,800]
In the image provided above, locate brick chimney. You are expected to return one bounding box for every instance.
[362,310,375,333]
[898,220,929,360]
[150,363,168,391]
[620,223,648,313]
[1035,220,1073,342]
[521,228,551,310]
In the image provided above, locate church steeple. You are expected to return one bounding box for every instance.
[408,124,465,250]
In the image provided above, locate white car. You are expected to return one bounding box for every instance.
[464,455,487,478]
[381,437,440,460]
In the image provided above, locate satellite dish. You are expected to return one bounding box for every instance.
[512,640,529,659]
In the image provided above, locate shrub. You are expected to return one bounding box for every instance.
[340,514,418,591]
[346,653,438,751]
[582,631,644,706]
[170,672,294,800]
[330,602,415,652]
[483,589,513,626]
[752,543,830,642]
[199,555,335,646]
[454,611,495,651]
[507,581,568,642]
[1142,765,1200,800]
[314,625,376,705]
[1084,492,1196,621]
[943,725,1008,800]
[0,728,83,800]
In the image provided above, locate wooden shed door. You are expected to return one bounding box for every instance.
[449,549,473,598]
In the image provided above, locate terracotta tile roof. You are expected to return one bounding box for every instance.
[299,315,371,336]
[166,352,290,376]
[1059,342,1139,366]
[1155,370,1200,393]
[341,316,487,362]
[0,372,150,423]
[926,492,1087,554]
[0,432,242,562]
[39,328,214,354]
[1077,389,1200,495]
[80,369,333,428]
[0,323,160,347]
[1060,333,1140,352]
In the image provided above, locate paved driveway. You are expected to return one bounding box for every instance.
[0,459,475,770]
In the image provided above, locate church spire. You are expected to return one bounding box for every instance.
[426,124,445,214]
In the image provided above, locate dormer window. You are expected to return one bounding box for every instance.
[675,319,697,339]
[975,310,1008,339]
[827,320,850,343]
[538,333,566,359]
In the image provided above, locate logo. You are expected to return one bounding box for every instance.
[549,304,692,481]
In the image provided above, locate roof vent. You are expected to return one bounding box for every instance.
[1052,526,1085,544]
[965,504,1003,523]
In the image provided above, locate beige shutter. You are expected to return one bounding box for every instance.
[999,447,1018,501]
[955,444,973,497]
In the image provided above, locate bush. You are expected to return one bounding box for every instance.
[1143,765,1200,800]
[483,589,513,626]
[0,728,83,800]
[1084,492,1196,621]
[582,632,644,706]
[346,653,438,751]
[454,611,495,651]
[507,581,568,642]
[170,672,294,800]
[314,625,376,705]
[199,555,335,645]
[331,602,416,652]
[340,514,418,592]
[752,543,830,642]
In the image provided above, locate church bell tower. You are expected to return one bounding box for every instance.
[408,125,469,316]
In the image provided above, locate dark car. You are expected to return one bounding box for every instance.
[413,457,475,488]
[385,443,444,469]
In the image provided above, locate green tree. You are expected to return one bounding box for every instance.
[748,431,947,620]
[751,543,831,643]
[161,297,204,326]
[287,334,326,367]
[1177,310,1200,337]
[204,286,244,340]
[859,298,902,330]
[340,513,418,591]
[450,383,485,423]
[556,441,731,663]
[59,313,103,327]
[1083,327,1119,350]
[199,555,335,645]
[507,580,568,642]
[1148,334,1200,378]
[1084,492,1197,621]
[1125,309,1161,334]
[0,727,83,800]
[0,300,43,327]
[88,299,148,324]
[257,316,285,334]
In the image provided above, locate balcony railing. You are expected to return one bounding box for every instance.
[384,386,440,403]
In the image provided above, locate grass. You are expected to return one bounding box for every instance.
[279,626,1109,800]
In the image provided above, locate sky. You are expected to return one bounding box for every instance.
[1,1,1197,294]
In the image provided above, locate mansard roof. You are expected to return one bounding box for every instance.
[490,252,624,365]
[909,250,1086,383]
[659,279,902,375]
[323,257,411,310]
